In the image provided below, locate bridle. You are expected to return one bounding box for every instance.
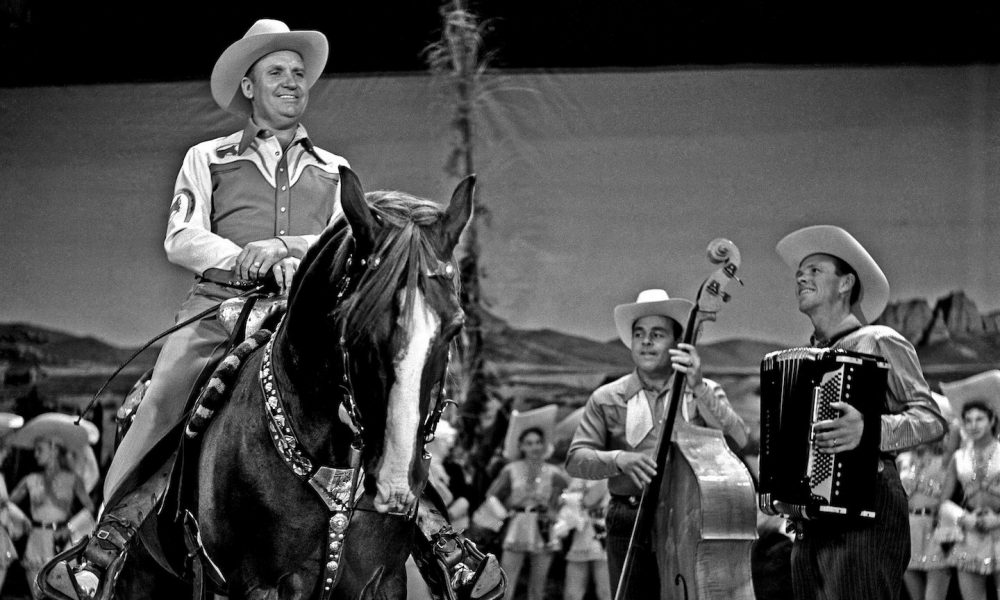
[334,252,460,454]
[259,247,461,599]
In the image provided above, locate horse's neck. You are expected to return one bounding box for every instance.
[271,327,349,464]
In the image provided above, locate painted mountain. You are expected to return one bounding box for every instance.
[1,290,997,439]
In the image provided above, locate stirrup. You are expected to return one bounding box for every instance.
[37,536,126,600]
[454,539,505,600]
[431,530,506,600]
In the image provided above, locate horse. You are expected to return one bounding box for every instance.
[115,166,475,600]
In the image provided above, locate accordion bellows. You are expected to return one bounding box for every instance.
[758,347,889,520]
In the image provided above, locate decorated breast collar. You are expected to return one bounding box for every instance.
[260,334,361,599]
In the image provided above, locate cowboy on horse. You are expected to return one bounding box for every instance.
[38,18,503,600]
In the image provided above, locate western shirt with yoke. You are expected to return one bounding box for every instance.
[566,371,748,497]
[165,120,349,274]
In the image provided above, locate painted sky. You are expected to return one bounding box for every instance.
[2,66,998,348]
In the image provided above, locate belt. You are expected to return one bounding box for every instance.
[512,506,547,514]
[199,268,258,290]
[965,506,1000,516]
[610,494,640,508]
[31,520,66,531]
[909,507,936,516]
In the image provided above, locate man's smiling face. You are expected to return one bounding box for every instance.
[795,253,850,315]
[243,50,308,131]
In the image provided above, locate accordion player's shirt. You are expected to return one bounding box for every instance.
[820,325,948,454]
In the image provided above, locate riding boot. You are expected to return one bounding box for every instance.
[414,501,506,600]
[38,462,170,600]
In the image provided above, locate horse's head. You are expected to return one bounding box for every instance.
[326,167,472,515]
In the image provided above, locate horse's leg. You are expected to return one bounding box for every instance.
[335,512,412,600]
[113,542,190,600]
[198,362,332,600]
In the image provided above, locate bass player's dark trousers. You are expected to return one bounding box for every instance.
[606,495,659,600]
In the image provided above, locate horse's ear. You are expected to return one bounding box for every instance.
[339,165,378,251]
[443,174,475,253]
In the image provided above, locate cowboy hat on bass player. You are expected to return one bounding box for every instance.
[41,19,348,600]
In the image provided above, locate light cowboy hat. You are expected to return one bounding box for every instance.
[502,404,558,461]
[211,19,329,116]
[8,413,97,452]
[613,289,694,347]
[940,370,1000,418]
[0,412,24,434]
[930,391,955,424]
[776,225,890,323]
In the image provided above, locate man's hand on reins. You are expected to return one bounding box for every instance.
[235,238,290,281]
[271,257,301,294]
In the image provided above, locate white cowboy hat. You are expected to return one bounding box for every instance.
[941,370,1000,418]
[930,391,955,424]
[0,412,24,433]
[8,413,96,452]
[502,405,558,461]
[211,19,329,116]
[613,289,693,347]
[776,225,890,323]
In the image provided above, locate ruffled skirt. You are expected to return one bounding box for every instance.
[908,514,949,570]
[503,513,551,554]
[948,527,1000,574]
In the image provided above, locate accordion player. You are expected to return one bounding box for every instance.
[758,347,889,520]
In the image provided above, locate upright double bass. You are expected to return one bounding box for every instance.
[614,239,757,600]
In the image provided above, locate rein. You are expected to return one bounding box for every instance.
[257,248,457,598]
[76,283,268,425]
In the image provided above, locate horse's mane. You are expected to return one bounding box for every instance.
[291,190,459,352]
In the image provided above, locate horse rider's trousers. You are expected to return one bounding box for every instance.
[103,281,236,500]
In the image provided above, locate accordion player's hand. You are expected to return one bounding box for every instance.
[813,401,864,454]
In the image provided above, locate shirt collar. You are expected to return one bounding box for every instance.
[236,120,322,162]
[621,370,672,401]
[810,325,863,348]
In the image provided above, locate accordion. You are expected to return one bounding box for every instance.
[758,347,888,520]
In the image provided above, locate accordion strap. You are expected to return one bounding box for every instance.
[813,325,863,348]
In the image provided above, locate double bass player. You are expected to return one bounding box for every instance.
[566,288,749,599]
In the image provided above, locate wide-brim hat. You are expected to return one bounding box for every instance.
[8,413,96,451]
[502,405,558,461]
[776,225,890,323]
[0,413,24,435]
[930,391,955,424]
[941,370,1000,418]
[211,19,329,116]
[613,289,693,347]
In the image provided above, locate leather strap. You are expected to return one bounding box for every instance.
[182,511,226,600]
[199,268,258,290]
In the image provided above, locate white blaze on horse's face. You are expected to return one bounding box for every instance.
[374,288,439,514]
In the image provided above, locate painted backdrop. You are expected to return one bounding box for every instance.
[2,66,998,347]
